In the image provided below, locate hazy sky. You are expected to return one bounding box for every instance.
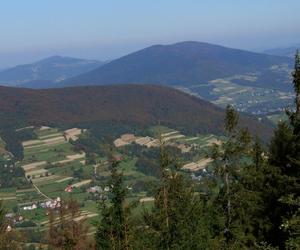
[0,0,300,67]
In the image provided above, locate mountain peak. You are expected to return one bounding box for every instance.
[62,41,292,91]
[0,56,104,86]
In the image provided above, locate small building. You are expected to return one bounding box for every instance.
[87,186,102,193]
[65,186,73,193]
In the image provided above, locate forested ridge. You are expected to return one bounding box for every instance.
[0,84,272,138]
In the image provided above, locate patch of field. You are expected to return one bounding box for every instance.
[39,210,97,229]
[24,137,66,150]
[16,188,35,193]
[73,213,98,222]
[139,197,155,203]
[22,161,47,171]
[55,177,73,183]
[161,131,179,137]
[39,126,51,131]
[23,143,75,163]
[35,127,59,137]
[39,133,62,139]
[32,175,61,184]
[0,191,16,198]
[0,196,17,200]
[71,179,92,188]
[182,158,212,172]
[22,140,43,147]
[114,138,130,147]
[26,168,49,176]
[185,137,199,141]
[15,126,35,132]
[64,128,84,141]
[163,134,185,141]
[53,153,86,165]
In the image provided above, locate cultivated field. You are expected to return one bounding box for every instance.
[0,126,99,228]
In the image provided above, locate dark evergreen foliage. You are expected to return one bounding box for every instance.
[95,160,133,250]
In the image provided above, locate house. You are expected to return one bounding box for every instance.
[65,186,73,193]
[23,203,37,211]
[87,186,102,193]
[41,197,61,209]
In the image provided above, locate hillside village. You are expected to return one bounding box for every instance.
[0,124,223,232]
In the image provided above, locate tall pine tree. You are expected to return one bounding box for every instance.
[140,143,210,249]
[95,160,132,250]
[209,105,258,249]
[267,51,300,249]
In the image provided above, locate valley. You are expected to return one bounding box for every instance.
[0,124,222,240]
[179,72,294,115]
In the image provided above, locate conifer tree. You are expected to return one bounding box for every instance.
[210,105,255,249]
[240,138,276,246]
[141,144,210,250]
[267,51,300,249]
[95,160,132,250]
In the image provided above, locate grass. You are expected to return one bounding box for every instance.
[83,200,99,214]
[38,180,70,194]
[35,127,60,137]
[23,143,74,163]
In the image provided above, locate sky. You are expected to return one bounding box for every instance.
[0,0,300,68]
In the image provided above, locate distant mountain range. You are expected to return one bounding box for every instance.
[62,41,293,91]
[0,41,294,116]
[263,45,300,58]
[0,42,293,92]
[0,56,104,87]
[0,84,272,139]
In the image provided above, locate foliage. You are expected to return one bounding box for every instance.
[0,201,21,249]
[137,145,212,249]
[0,158,27,188]
[265,51,300,248]
[95,160,133,250]
[47,200,91,250]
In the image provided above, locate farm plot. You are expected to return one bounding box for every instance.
[22,138,86,185]
[182,158,213,172]
[13,126,90,212]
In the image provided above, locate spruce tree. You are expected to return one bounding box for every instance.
[267,51,300,249]
[95,160,132,250]
[240,138,276,246]
[140,144,210,250]
[210,105,255,249]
